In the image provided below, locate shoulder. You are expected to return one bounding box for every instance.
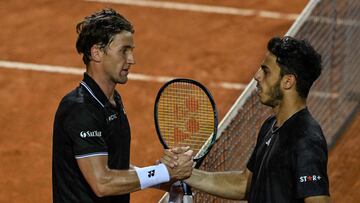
[297,111,326,143]
[60,85,92,106]
[291,111,328,156]
[286,109,325,142]
[277,109,327,154]
[56,86,104,121]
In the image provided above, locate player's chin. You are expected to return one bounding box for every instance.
[257,92,264,101]
[259,95,270,106]
[116,76,128,84]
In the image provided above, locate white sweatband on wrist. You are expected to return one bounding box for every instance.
[134,163,170,189]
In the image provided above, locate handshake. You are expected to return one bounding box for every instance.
[160,146,194,181]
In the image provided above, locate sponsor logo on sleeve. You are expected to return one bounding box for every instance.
[80,131,102,138]
[299,175,321,183]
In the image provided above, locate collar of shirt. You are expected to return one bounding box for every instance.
[81,73,115,108]
[277,107,308,132]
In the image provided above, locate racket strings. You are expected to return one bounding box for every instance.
[157,82,215,153]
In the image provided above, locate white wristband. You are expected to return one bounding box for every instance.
[134,163,170,189]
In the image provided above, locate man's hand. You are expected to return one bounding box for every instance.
[160,146,192,168]
[161,147,194,180]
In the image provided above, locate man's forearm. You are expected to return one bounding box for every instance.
[95,168,141,197]
[185,169,249,200]
[78,157,173,197]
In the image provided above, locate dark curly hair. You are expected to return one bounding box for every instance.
[267,36,322,98]
[76,8,134,66]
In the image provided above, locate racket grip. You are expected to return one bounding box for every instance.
[182,182,192,195]
[182,182,193,203]
[183,195,193,203]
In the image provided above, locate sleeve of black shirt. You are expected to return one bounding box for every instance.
[64,104,108,159]
[293,130,330,198]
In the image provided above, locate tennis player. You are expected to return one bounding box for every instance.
[167,36,331,203]
[52,8,193,203]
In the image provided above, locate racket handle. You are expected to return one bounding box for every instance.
[182,182,193,203]
[183,195,193,203]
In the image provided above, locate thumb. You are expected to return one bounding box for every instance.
[171,146,190,154]
[184,149,194,157]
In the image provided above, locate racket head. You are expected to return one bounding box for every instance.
[154,78,218,162]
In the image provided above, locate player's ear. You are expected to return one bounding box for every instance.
[90,44,103,62]
[282,74,296,90]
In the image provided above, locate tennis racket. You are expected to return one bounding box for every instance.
[154,78,218,203]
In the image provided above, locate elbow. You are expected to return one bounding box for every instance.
[91,175,113,197]
[94,190,105,198]
[90,173,133,197]
[93,183,108,197]
[235,190,247,200]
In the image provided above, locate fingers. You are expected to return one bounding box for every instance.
[164,149,178,159]
[160,147,194,180]
[168,153,194,180]
[161,157,176,168]
[161,149,179,168]
[170,146,190,154]
[176,152,192,164]
[161,147,192,169]
[183,149,194,157]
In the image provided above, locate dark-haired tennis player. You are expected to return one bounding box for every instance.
[52,9,193,203]
[167,36,330,203]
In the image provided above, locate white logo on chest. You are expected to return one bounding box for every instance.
[265,138,272,146]
[80,131,102,138]
[108,114,118,122]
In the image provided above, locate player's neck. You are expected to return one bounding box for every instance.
[273,96,306,127]
[86,70,116,103]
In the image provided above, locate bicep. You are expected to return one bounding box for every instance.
[77,155,109,194]
[304,195,331,203]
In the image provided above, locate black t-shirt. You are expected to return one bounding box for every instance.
[52,74,131,203]
[247,108,329,203]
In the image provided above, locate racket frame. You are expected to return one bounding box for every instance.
[154,78,218,164]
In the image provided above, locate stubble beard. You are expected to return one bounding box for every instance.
[262,79,283,108]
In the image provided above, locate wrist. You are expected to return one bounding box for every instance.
[134,163,170,189]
